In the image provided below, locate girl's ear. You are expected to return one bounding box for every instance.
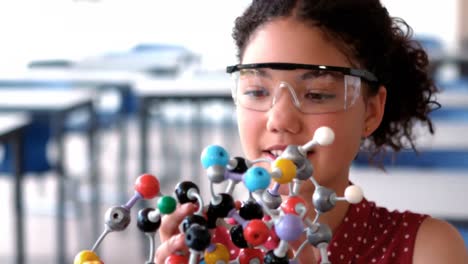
[363,86,387,137]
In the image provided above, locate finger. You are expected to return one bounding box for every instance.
[155,233,188,264]
[159,203,197,241]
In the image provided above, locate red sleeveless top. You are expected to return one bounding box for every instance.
[212,198,428,263]
[326,198,428,263]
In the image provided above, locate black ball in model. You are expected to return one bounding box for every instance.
[185,225,211,251]
[208,193,235,218]
[206,193,235,228]
[174,181,199,204]
[206,208,218,229]
[239,201,264,220]
[136,208,161,233]
[181,214,207,233]
[264,250,290,264]
[228,157,249,174]
[229,224,248,248]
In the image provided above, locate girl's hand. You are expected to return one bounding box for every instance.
[155,203,197,263]
[155,202,318,264]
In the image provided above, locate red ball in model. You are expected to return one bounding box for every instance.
[243,219,270,246]
[281,196,307,217]
[134,174,160,199]
[165,254,188,264]
[238,248,264,264]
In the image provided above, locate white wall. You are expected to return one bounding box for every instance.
[0,0,251,71]
[382,0,458,50]
[0,0,458,71]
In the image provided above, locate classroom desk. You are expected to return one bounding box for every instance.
[0,113,30,264]
[0,69,144,203]
[0,89,98,264]
[135,75,233,183]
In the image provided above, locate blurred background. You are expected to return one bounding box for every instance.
[0,0,466,263]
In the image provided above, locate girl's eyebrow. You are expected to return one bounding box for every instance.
[299,70,322,81]
[299,70,340,80]
[241,68,273,79]
[256,68,273,79]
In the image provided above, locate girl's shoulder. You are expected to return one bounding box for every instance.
[413,217,468,264]
[328,198,428,263]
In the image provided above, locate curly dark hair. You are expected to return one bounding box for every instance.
[232,0,440,162]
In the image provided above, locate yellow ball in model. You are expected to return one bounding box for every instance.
[204,243,230,264]
[272,158,296,184]
[73,250,103,264]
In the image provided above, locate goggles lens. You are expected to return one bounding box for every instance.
[231,67,362,114]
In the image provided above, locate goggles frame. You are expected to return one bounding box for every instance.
[226,62,378,84]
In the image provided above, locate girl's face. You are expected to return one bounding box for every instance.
[236,18,380,193]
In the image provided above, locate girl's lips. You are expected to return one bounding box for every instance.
[263,151,277,161]
[263,147,316,160]
[263,145,287,161]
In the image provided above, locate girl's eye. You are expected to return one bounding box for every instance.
[304,92,336,102]
[243,87,270,98]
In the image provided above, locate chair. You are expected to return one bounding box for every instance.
[0,82,72,175]
[0,117,51,173]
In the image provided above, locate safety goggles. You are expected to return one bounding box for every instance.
[226,63,378,114]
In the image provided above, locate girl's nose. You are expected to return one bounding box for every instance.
[266,83,302,134]
[272,82,301,110]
